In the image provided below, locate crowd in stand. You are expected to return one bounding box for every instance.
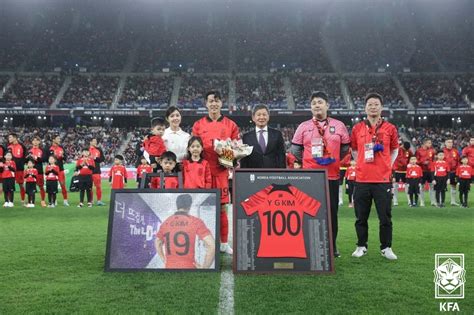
[118,76,173,109]
[0,76,63,108]
[346,76,405,109]
[291,75,345,109]
[235,75,286,109]
[401,76,467,108]
[60,75,119,109]
[178,75,229,108]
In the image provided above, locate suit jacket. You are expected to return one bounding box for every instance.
[240,127,286,169]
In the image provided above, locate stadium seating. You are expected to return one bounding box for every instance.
[290,75,346,109]
[118,76,173,109]
[401,76,468,108]
[0,75,63,108]
[235,75,287,109]
[345,76,405,109]
[59,75,119,109]
[178,75,229,109]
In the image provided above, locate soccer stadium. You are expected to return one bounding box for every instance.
[0,0,473,313]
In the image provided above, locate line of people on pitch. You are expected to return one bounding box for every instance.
[390,139,473,208]
[0,134,111,208]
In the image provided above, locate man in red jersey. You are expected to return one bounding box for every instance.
[155,194,215,269]
[290,91,350,258]
[192,90,239,255]
[350,93,399,260]
[392,141,413,206]
[89,137,105,205]
[461,137,474,171]
[7,133,27,204]
[443,139,460,205]
[49,134,69,206]
[28,136,47,207]
[415,138,436,207]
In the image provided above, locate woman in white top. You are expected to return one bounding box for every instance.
[163,106,190,162]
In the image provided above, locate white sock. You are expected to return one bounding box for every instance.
[393,183,399,203]
[450,187,457,204]
[338,185,343,204]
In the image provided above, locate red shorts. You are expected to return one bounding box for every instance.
[15,171,24,184]
[211,171,230,204]
[36,174,44,187]
[59,170,66,183]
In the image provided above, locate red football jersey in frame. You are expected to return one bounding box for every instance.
[241,184,320,258]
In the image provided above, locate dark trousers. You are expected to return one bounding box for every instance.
[434,176,447,204]
[328,180,339,251]
[354,182,393,250]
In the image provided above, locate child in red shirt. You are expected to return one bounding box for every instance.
[432,151,450,207]
[143,117,166,171]
[406,156,423,207]
[1,152,16,207]
[456,156,473,208]
[74,148,95,208]
[345,160,357,207]
[109,155,127,190]
[182,136,212,189]
[24,159,39,208]
[150,151,179,189]
[136,156,153,188]
[45,156,60,208]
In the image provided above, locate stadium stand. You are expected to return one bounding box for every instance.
[59,75,120,109]
[118,76,173,109]
[0,75,63,108]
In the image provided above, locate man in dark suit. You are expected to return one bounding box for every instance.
[240,104,286,169]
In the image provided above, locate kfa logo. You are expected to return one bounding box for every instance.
[434,254,465,312]
[250,174,255,183]
[434,254,466,299]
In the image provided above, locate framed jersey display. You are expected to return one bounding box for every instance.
[105,189,220,272]
[233,169,334,274]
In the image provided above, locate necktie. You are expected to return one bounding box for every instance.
[258,129,266,153]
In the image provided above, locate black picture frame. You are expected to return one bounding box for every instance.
[105,189,221,272]
[232,169,335,274]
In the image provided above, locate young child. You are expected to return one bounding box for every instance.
[24,159,38,208]
[182,136,212,189]
[75,148,95,208]
[293,160,302,169]
[150,151,179,189]
[109,155,127,190]
[136,156,153,188]
[345,160,356,207]
[1,152,16,207]
[143,117,166,171]
[432,151,450,208]
[406,156,423,207]
[456,156,472,208]
[45,156,60,208]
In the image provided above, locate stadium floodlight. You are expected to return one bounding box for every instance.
[423,116,427,120]
[452,118,455,121]
[43,116,46,120]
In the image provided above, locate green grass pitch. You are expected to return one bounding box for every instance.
[0,182,472,314]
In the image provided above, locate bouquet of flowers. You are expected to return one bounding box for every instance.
[214,139,253,168]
